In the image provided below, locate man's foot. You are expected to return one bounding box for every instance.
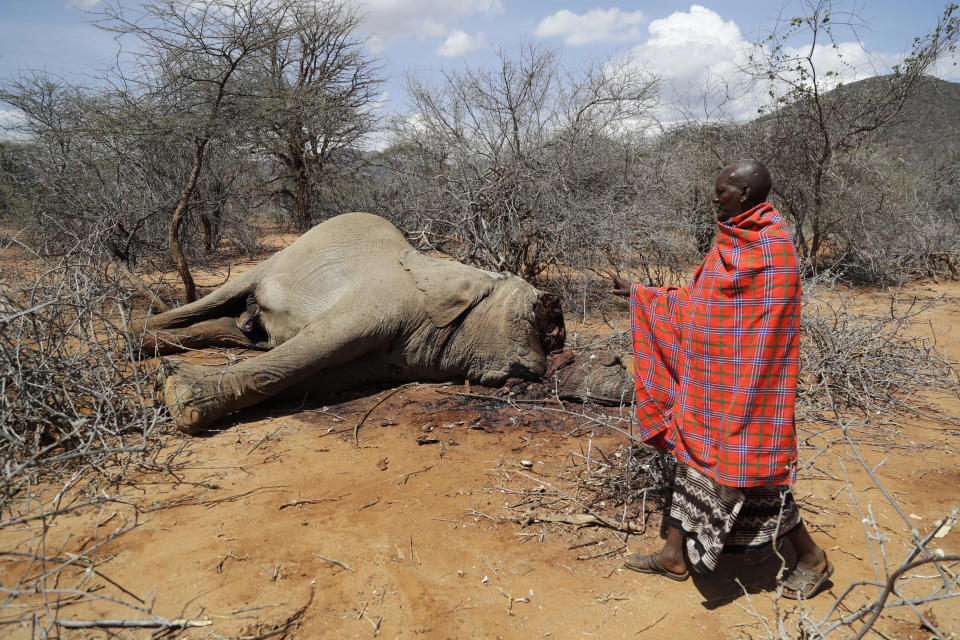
[623,552,689,581]
[781,557,834,599]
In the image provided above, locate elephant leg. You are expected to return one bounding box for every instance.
[141,316,267,355]
[157,312,390,433]
[142,266,262,333]
[546,351,633,406]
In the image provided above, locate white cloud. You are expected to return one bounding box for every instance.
[534,7,646,46]
[0,109,28,141]
[437,30,487,57]
[623,6,753,119]
[646,4,739,48]
[621,5,907,122]
[786,41,890,88]
[67,0,103,7]
[357,0,503,52]
[0,109,26,129]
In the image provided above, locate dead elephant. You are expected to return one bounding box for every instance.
[142,212,632,433]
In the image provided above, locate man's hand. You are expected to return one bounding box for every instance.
[607,271,633,298]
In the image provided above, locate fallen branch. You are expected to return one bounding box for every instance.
[353,382,420,445]
[313,553,354,573]
[148,485,287,511]
[248,426,282,455]
[54,617,211,630]
[577,544,627,561]
[278,496,344,510]
[396,465,433,486]
[513,511,645,534]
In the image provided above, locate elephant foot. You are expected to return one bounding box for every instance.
[545,350,633,405]
[155,360,230,434]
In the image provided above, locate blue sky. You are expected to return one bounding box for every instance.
[1,0,958,129]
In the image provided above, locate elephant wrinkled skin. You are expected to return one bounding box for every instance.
[141,213,631,433]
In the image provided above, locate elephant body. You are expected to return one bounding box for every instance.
[145,212,629,432]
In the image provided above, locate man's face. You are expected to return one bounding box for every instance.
[713,167,747,222]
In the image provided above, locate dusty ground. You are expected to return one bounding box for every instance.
[1,266,958,639]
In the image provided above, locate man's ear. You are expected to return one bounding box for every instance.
[741,184,752,204]
[400,249,507,327]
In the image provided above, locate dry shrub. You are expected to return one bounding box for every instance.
[0,233,173,633]
[798,271,958,420]
[0,235,166,515]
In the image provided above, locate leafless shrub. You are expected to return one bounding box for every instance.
[0,231,171,633]
[798,270,958,419]
[736,409,960,639]
[743,1,959,274]
[378,45,665,295]
[1,0,380,307]
[0,234,166,514]
[240,0,384,231]
[565,441,676,530]
[0,72,266,308]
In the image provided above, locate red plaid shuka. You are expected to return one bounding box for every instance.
[630,203,800,487]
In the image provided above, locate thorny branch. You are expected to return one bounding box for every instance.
[0,236,178,635]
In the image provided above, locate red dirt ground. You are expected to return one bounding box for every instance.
[1,273,958,639]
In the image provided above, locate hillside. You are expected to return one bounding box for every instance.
[858,74,960,156]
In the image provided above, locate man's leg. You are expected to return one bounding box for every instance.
[785,522,828,572]
[780,521,833,598]
[624,523,688,578]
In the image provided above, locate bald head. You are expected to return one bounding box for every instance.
[727,159,772,204]
[713,159,773,222]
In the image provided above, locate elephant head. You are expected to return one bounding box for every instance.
[400,249,565,386]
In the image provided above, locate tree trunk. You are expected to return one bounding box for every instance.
[293,165,311,231]
[169,138,208,303]
[200,214,213,254]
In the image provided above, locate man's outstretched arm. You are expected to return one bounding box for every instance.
[607,271,633,297]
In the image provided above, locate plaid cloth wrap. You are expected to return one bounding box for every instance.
[630,203,800,487]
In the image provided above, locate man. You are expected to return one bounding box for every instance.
[609,159,832,599]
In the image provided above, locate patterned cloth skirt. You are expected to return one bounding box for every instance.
[667,463,801,575]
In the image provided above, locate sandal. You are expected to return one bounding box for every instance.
[623,553,689,581]
[780,560,834,599]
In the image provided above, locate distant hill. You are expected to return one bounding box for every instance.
[750,74,960,160]
[858,75,960,158]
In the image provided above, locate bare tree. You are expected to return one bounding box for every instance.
[244,0,383,230]
[2,1,383,301]
[745,0,960,270]
[94,0,301,302]
[384,45,660,283]
[0,73,269,310]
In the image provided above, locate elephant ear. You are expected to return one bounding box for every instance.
[400,249,506,328]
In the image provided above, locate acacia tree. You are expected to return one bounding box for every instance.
[746,0,959,271]
[245,0,383,230]
[387,45,659,281]
[96,0,299,302]
[3,0,378,302]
